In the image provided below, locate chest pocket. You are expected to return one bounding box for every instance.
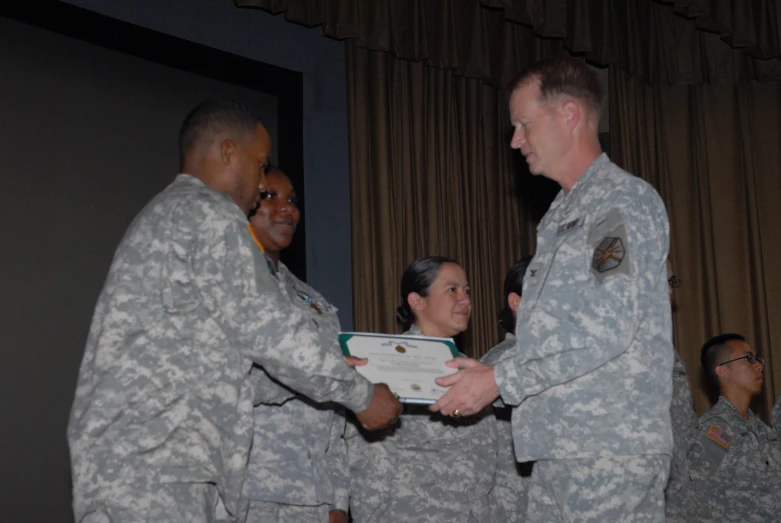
[283,278,341,340]
[766,434,781,468]
[523,217,589,313]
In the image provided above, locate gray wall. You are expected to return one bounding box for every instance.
[62,0,355,328]
[0,15,282,522]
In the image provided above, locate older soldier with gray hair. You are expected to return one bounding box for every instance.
[67,98,400,523]
[685,333,781,522]
[430,56,674,522]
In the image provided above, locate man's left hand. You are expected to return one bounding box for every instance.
[329,509,349,523]
[429,357,499,417]
[345,355,368,367]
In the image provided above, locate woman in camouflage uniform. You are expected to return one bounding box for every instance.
[245,168,350,523]
[347,256,498,523]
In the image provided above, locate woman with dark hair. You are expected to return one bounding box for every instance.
[481,256,533,523]
[347,256,498,523]
[244,168,351,523]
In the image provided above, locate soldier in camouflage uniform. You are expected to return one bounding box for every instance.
[686,333,781,521]
[480,257,533,523]
[347,257,497,523]
[244,168,350,523]
[432,56,674,522]
[67,99,400,523]
[664,260,698,522]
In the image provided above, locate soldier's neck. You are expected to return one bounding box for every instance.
[556,145,602,194]
[723,391,751,420]
[265,251,280,271]
[414,320,456,340]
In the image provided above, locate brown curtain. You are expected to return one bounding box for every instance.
[235,0,781,411]
[236,0,781,85]
[346,44,558,356]
[610,66,781,420]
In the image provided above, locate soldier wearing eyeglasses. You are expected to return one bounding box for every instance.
[685,333,781,522]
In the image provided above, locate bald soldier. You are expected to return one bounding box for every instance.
[68,98,400,523]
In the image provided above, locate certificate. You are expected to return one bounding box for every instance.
[339,332,460,404]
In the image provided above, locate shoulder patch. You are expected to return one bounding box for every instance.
[587,208,630,282]
[706,425,732,449]
[592,237,626,272]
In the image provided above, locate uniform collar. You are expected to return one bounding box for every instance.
[715,396,756,424]
[175,173,249,224]
[406,324,424,336]
[544,153,610,223]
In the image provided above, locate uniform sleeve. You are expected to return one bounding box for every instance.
[686,419,733,480]
[326,409,350,512]
[188,213,374,413]
[773,395,781,437]
[684,417,733,520]
[250,367,296,406]
[494,191,669,405]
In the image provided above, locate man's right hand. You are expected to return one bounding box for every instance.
[354,383,401,431]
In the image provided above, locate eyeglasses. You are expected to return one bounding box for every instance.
[668,275,681,288]
[718,353,765,367]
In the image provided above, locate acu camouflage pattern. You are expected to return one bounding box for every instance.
[525,454,669,522]
[68,174,374,522]
[247,262,349,522]
[773,394,781,441]
[481,333,530,523]
[245,502,330,522]
[346,325,498,523]
[685,396,781,522]
[664,349,698,522]
[493,154,674,462]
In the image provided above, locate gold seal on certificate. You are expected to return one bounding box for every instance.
[339,332,460,404]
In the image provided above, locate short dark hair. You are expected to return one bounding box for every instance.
[178,98,263,169]
[396,256,461,331]
[701,333,746,389]
[498,256,533,333]
[508,55,604,116]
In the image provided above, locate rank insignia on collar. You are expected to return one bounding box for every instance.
[296,290,323,314]
[592,237,625,273]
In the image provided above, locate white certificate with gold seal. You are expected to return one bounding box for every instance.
[339,332,461,404]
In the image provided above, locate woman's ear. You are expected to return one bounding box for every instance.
[408,292,425,313]
[508,292,522,313]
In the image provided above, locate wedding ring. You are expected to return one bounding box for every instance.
[452,409,461,417]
